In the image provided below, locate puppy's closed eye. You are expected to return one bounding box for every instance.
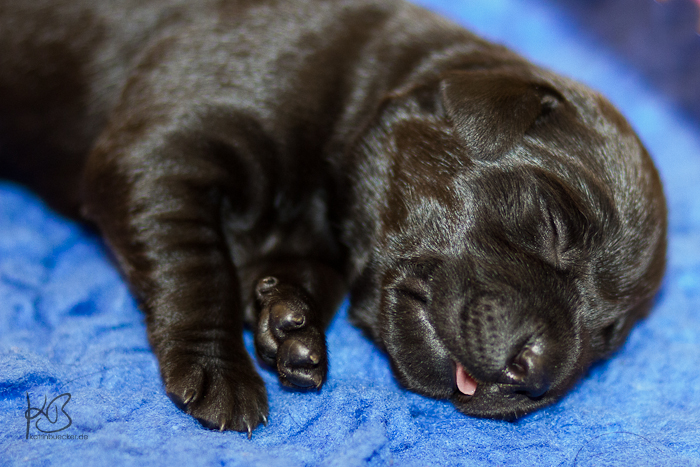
[535,172,601,269]
[538,206,581,269]
[389,275,432,305]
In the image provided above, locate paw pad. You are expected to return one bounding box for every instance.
[253,277,327,390]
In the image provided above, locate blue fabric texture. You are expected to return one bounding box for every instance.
[2,0,699,465]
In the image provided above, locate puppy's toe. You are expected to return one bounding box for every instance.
[277,334,326,388]
[270,302,306,332]
[254,304,279,367]
[161,349,269,434]
[254,277,328,389]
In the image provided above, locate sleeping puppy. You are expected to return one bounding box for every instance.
[0,0,666,434]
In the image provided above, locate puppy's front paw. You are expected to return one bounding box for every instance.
[161,349,268,436]
[254,276,327,389]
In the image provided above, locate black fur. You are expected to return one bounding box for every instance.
[0,0,666,433]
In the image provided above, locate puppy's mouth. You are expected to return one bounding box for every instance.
[455,362,478,396]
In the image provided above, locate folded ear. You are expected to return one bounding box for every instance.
[440,71,562,161]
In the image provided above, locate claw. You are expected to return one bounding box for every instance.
[183,390,197,405]
[308,352,320,365]
[256,276,279,297]
[272,304,306,331]
[246,424,253,439]
[262,414,268,426]
[287,313,305,327]
[312,371,324,389]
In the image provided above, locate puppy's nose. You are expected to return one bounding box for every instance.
[505,343,550,398]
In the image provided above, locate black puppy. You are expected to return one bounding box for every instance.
[0,0,666,434]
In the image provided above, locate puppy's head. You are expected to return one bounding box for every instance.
[347,65,666,418]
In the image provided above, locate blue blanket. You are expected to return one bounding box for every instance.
[2,0,699,465]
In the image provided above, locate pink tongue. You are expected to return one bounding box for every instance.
[455,362,477,396]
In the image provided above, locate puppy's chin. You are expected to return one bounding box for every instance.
[451,382,554,420]
[383,328,579,420]
[449,340,587,420]
[387,335,585,420]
